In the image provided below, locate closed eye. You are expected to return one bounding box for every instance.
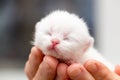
[63,32,70,40]
[46,31,52,36]
[63,37,69,40]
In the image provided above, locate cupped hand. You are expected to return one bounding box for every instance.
[25,46,120,80]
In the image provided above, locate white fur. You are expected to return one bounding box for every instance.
[33,10,114,70]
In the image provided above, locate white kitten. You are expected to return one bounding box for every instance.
[33,10,114,70]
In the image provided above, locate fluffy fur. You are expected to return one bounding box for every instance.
[33,10,114,70]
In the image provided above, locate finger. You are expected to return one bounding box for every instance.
[115,65,120,76]
[67,63,95,80]
[84,60,120,80]
[33,56,58,80]
[24,47,44,79]
[55,63,69,80]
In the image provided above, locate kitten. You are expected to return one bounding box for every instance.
[33,10,114,70]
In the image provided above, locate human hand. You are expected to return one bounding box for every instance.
[67,60,120,80]
[25,46,120,80]
[24,47,69,80]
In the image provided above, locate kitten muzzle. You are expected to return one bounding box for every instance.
[51,39,60,49]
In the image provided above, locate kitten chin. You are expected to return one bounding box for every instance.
[33,10,114,70]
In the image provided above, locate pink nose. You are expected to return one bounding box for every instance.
[51,39,60,46]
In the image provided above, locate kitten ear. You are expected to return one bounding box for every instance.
[82,37,94,53]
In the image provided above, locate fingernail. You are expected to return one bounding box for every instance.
[68,64,84,78]
[86,61,98,73]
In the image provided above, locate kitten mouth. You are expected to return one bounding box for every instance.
[53,47,60,54]
[48,45,60,54]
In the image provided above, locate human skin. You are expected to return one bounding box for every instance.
[24,46,120,80]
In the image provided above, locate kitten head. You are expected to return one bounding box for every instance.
[34,10,94,60]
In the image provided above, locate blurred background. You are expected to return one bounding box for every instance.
[0,0,120,80]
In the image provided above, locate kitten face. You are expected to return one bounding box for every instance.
[34,10,94,61]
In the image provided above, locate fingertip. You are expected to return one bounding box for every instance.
[56,63,69,80]
[57,63,68,75]
[84,60,117,80]
[67,63,95,80]
[67,63,83,79]
[57,63,68,74]
[31,46,43,56]
[43,56,59,70]
[84,60,98,73]
[67,63,81,73]
[84,59,111,73]
[29,46,44,61]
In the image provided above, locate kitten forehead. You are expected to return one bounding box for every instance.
[36,10,89,35]
[46,10,85,27]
